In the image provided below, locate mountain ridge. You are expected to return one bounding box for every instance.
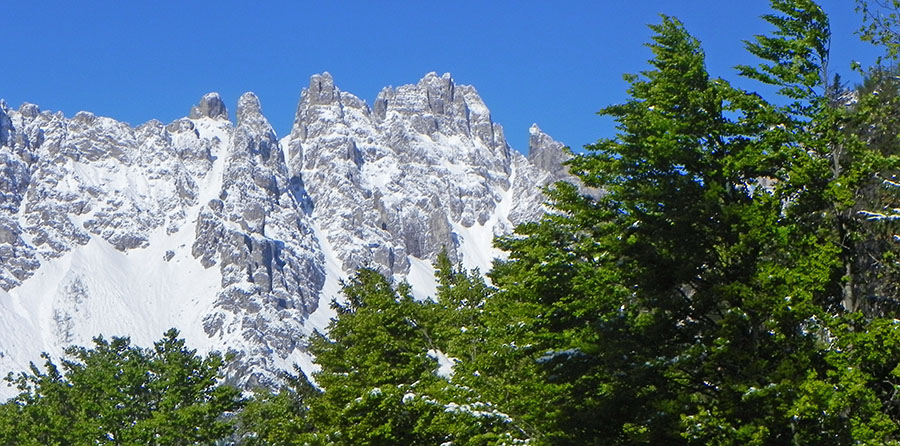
[0,72,570,394]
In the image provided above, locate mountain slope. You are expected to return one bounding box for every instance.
[0,73,569,394]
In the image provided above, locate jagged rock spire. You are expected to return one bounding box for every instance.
[190,92,228,120]
[528,123,569,177]
[307,72,338,105]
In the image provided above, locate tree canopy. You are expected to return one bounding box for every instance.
[0,329,241,446]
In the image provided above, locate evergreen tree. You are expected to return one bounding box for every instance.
[485,1,900,443]
[237,370,320,446]
[0,329,241,446]
[857,0,900,62]
[303,268,524,445]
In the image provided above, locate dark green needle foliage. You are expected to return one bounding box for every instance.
[0,329,241,446]
[486,1,900,443]
[294,268,526,445]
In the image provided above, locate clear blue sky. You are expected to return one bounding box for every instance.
[0,1,884,153]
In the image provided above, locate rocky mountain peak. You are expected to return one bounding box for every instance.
[236,92,264,124]
[18,103,40,119]
[306,72,338,105]
[370,72,508,155]
[189,92,228,120]
[232,92,282,170]
[0,103,11,148]
[528,123,570,181]
[72,111,96,125]
[418,72,455,114]
[373,87,394,121]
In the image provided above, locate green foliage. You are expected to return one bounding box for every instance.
[857,0,900,62]
[428,250,491,364]
[485,2,900,444]
[309,269,432,394]
[237,371,320,446]
[0,329,241,446]
[739,0,831,107]
[491,13,829,444]
[297,268,526,445]
[841,68,900,315]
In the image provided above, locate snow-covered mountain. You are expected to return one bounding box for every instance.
[0,72,569,394]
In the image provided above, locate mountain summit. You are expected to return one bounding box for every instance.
[0,73,569,392]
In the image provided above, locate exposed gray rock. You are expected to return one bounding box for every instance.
[509,124,584,225]
[528,123,571,181]
[286,72,528,276]
[307,72,338,105]
[189,92,228,120]
[526,123,601,201]
[190,92,326,386]
[0,101,11,148]
[18,103,40,119]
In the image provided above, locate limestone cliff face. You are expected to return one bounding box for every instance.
[0,73,572,392]
[285,72,535,276]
